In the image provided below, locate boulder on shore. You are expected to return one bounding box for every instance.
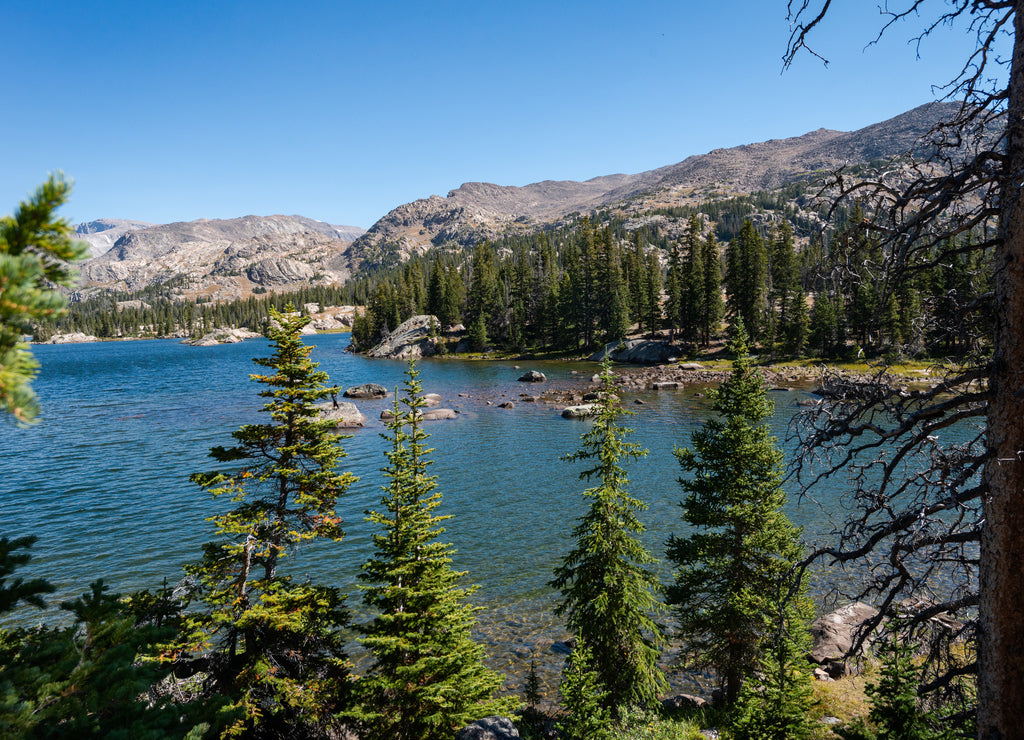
[517,370,546,383]
[590,339,676,365]
[343,383,388,399]
[808,601,881,677]
[366,314,441,360]
[316,402,366,429]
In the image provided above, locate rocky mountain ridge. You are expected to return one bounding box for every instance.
[349,102,955,267]
[75,102,956,295]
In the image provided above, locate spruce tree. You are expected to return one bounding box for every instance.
[666,324,804,707]
[175,306,356,739]
[358,361,507,740]
[551,362,666,713]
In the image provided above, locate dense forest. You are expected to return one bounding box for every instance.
[44,186,992,368]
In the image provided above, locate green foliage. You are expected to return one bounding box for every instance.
[728,574,818,740]
[0,174,87,423]
[0,581,220,739]
[0,536,54,614]
[836,633,951,740]
[666,325,804,707]
[357,360,508,740]
[551,361,667,713]
[557,637,614,740]
[175,306,356,738]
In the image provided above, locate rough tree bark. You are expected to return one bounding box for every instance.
[979,6,1024,736]
[784,2,1024,735]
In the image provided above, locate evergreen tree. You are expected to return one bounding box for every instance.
[681,215,706,342]
[551,362,666,713]
[174,306,356,739]
[729,571,817,740]
[699,230,723,346]
[556,637,614,740]
[0,174,87,423]
[666,325,804,707]
[358,361,507,740]
[725,220,768,344]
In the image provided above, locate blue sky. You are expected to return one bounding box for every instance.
[1,1,1005,229]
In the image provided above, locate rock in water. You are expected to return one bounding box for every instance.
[343,383,388,399]
[316,402,366,428]
[561,404,598,419]
[517,370,546,382]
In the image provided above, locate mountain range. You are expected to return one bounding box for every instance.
[74,101,955,300]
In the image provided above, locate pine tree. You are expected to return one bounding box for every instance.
[175,306,356,739]
[358,361,508,740]
[0,174,88,424]
[551,362,667,713]
[666,324,804,707]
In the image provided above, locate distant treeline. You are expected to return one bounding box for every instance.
[47,186,993,363]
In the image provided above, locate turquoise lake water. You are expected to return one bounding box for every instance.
[0,334,852,692]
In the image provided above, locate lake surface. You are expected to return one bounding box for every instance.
[0,334,851,693]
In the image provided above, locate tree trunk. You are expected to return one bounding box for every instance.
[979,7,1024,736]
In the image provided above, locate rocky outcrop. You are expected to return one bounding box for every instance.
[316,402,366,428]
[343,383,388,399]
[455,716,520,740]
[41,332,99,344]
[346,103,956,266]
[365,315,441,360]
[184,328,262,346]
[591,339,677,365]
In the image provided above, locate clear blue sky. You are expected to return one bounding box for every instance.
[1,1,1005,229]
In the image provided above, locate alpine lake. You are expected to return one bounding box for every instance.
[0,332,897,696]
